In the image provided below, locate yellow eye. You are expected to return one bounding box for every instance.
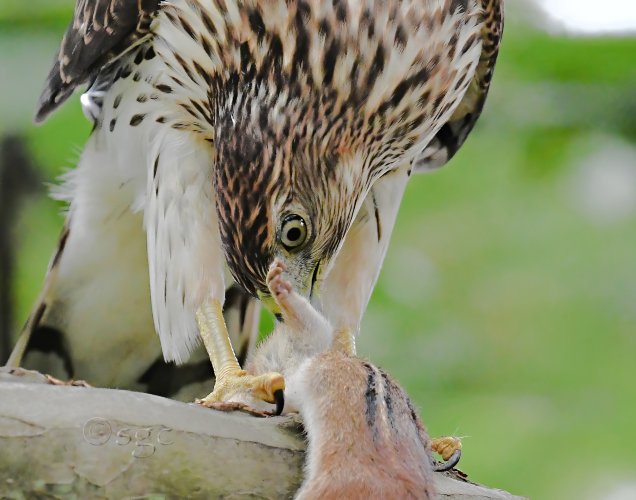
[280,214,308,250]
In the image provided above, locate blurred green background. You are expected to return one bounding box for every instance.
[1,1,635,499]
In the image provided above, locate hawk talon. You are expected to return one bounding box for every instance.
[433,449,462,472]
[45,374,92,387]
[431,436,463,471]
[274,388,285,416]
[196,400,275,418]
[197,370,285,407]
[195,381,285,416]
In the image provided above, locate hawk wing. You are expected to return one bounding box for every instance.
[413,0,504,171]
[35,0,160,122]
[13,0,261,394]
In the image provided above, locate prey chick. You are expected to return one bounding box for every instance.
[244,259,437,499]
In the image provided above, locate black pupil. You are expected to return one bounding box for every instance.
[287,227,302,242]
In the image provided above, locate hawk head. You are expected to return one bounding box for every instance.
[213,89,367,303]
[158,0,484,307]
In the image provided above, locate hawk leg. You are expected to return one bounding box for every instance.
[333,328,356,356]
[195,300,285,414]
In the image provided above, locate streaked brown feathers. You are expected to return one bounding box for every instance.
[35,0,160,122]
[414,0,504,171]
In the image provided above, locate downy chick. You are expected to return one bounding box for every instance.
[245,259,437,499]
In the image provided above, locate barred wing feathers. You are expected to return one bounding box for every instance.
[35,0,160,122]
[414,0,503,171]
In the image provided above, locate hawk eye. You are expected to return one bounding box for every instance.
[280,214,308,250]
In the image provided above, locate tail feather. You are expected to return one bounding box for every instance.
[6,225,68,373]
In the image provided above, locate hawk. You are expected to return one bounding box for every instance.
[9,0,503,408]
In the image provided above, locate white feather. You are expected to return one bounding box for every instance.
[145,128,226,363]
[50,111,156,387]
[52,34,227,368]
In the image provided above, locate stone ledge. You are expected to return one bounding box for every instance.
[0,367,524,499]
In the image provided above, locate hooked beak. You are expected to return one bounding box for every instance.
[257,291,282,316]
[309,261,321,300]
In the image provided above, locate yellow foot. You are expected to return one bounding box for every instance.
[45,374,92,387]
[196,370,285,415]
[431,436,462,471]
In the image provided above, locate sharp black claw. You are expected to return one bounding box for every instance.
[434,449,462,472]
[274,389,285,416]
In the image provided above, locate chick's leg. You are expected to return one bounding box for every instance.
[195,299,284,409]
[266,260,326,332]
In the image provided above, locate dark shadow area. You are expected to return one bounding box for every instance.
[0,135,42,364]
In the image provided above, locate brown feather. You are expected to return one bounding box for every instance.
[413,0,504,171]
[34,0,160,122]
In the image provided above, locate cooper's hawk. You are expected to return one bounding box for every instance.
[9,0,503,408]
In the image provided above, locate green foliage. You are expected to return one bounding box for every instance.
[504,29,636,85]
[0,0,70,30]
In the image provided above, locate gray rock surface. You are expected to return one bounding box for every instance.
[0,367,523,499]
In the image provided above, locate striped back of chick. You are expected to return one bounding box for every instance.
[292,351,435,499]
